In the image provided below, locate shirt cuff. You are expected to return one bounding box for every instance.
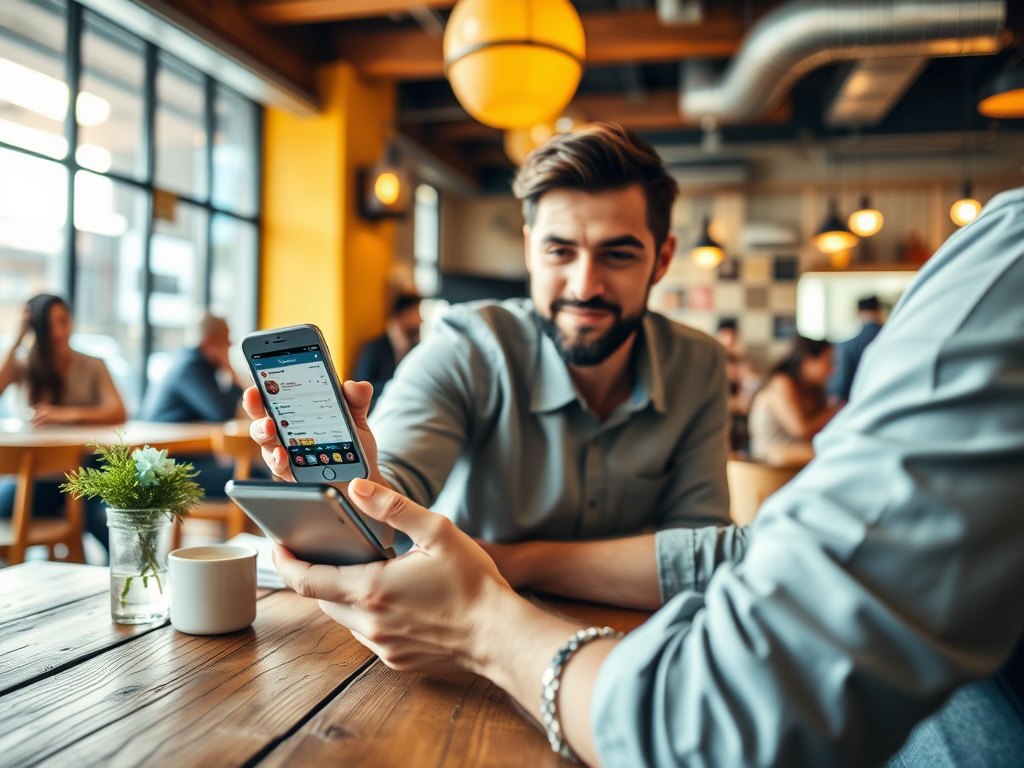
[655,527,698,603]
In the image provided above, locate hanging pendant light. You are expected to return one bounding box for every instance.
[847,195,884,237]
[360,143,409,219]
[690,217,725,269]
[950,182,982,227]
[977,63,1024,119]
[811,199,860,254]
[444,0,586,129]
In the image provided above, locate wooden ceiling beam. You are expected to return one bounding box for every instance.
[331,9,743,80]
[244,0,456,27]
[572,90,791,130]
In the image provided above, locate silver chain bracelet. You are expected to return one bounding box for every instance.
[541,626,623,762]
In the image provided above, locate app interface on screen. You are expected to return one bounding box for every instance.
[250,345,360,468]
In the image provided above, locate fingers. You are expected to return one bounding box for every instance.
[342,380,374,430]
[261,444,294,481]
[242,387,267,420]
[246,404,293,480]
[272,545,362,603]
[348,479,445,547]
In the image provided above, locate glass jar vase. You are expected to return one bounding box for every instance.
[106,509,174,624]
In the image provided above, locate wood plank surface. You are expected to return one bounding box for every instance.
[260,595,652,767]
[0,562,109,625]
[261,663,564,768]
[0,590,372,768]
[0,588,277,696]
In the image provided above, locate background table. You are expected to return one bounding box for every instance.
[0,562,651,767]
[0,420,220,455]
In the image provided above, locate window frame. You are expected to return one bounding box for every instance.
[0,0,262,400]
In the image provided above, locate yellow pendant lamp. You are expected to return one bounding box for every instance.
[977,65,1024,119]
[811,200,860,254]
[504,119,557,166]
[690,217,725,270]
[848,195,884,237]
[444,0,586,129]
[503,107,587,165]
[950,182,982,227]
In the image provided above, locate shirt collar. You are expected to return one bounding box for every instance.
[529,313,667,416]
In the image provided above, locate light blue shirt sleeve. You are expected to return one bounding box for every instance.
[593,188,1024,768]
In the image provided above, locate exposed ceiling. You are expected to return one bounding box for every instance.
[147,0,1023,191]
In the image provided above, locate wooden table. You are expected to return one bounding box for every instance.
[0,562,651,767]
[0,420,220,455]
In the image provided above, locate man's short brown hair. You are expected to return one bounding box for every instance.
[511,122,679,250]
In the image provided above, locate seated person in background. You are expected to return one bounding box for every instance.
[828,295,884,405]
[270,186,1024,768]
[138,314,245,424]
[0,294,126,546]
[716,318,758,454]
[352,293,422,412]
[748,334,837,464]
[245,123,731,609]
[138,314,253,518]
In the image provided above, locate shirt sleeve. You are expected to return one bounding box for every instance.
[370,308,490,508]
[655,341,732,528]
[592,190,1024,768]
[655,524,750,603]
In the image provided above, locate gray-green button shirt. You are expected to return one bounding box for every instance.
[369,299,730,541]
[594,187,1024,767]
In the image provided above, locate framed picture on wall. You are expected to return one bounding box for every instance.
[773,255,799,281]
[688,286,714,312]
[773,315,798,340]
[717,257,741,281]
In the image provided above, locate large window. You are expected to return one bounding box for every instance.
[0,0,260,414]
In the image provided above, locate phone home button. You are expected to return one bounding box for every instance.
[321,466,336,481]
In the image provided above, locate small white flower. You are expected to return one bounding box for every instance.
[133,446,175,488]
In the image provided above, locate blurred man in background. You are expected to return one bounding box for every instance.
[139,314,249,502]
[354,293,422,411]
[829,295,884,405]
[140,314,245,424]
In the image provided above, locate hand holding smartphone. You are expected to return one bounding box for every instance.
[226,480,390,566]
[241,324,370,484]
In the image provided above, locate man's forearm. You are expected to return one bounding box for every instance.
[469,590,614,768]
[502,536,662,611]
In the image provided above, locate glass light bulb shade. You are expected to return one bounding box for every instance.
[848,208,883,237]
[374,172,401,205]
[950,198,981,226]
[504,119,556,165]
[691,245,724,270]
[829,249,852,269]
[812,229,860,254]
[977,88,1024,118]
[444,0,585,129]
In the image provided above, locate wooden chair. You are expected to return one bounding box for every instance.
[171,422,259,549]
[0,444,86,566]
[726,459,800,527]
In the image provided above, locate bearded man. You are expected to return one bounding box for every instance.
[244,123,730,607]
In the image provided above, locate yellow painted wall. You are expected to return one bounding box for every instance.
[261,62,395,378]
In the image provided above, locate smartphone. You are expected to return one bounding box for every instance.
[225,480,390,566]
[241,324,369,484]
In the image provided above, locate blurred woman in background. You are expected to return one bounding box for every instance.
[0,294,125,554]
[748,335,838,464]
[0,294,125,425]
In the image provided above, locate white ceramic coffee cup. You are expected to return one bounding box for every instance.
[169,545,257,635]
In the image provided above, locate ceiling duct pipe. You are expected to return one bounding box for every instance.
[680,0,1007,123]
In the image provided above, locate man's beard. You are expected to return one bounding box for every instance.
[535,297,645,367]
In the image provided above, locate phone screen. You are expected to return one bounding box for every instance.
[249,344,361,469]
